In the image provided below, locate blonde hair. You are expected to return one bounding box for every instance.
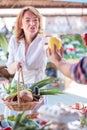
[14,6,43,43]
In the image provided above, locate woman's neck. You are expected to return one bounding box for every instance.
[25,33,38,45]
[25,37,32,45]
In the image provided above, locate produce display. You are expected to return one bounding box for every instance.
[38,104,81,123]
[0,119,13,130]
[48,37,62,51]
[0,102,87,130]
[60,34,86,59]
[71,102,87,129]
[37,103,87,130]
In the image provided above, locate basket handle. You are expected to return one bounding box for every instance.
[17,69,24,107]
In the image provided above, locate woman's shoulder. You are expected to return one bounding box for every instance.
[9,35,18,48]
[10,35,16,42]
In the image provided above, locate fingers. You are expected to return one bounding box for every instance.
[46,48,51,57]
[46,44,59,58]
[17,62,22,71]
[46,44,63,61]
[60,46,64,57]
[53,44,63,61]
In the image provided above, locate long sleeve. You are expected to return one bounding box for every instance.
[6,35,18,67]
[70,56,87,84]
[6,35,18,74]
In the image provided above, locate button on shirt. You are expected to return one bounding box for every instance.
[6,34,48,84]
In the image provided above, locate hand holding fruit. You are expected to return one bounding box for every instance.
[47,37,63,64]
[48,37,62,51]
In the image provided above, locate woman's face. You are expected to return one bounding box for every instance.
[21,10,40,36]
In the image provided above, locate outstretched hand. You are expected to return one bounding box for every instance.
[46,45,63,64]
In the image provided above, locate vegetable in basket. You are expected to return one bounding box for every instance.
[2,77,63,102]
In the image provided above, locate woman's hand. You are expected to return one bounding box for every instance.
[46,44,63,65]
[17,61,24,71]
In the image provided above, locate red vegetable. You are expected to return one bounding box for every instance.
[83,33,87,46]
[40,120,47,125]
[3,126,12,130]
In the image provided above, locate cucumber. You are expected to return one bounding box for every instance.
[40,88,63,95]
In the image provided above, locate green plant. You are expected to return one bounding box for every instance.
[80,116,87,128]
[0,34,8,53]
[2,77,63,101]
[12,112,52,130]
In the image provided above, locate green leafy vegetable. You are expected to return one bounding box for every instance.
[29,77,58,90]
[40,88,63,95]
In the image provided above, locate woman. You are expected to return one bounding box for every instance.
[6,6,48,84]
[5,6,48,117]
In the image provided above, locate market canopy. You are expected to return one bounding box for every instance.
[58,0,87,4]
[0,0,87,8]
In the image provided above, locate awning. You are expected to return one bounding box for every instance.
[57,0,87,4]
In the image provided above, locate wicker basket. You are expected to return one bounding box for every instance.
[4,69,44,111]
[4,97,44,111]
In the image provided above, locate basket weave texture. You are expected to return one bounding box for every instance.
[4,69,44,111]
[4,97,43,111]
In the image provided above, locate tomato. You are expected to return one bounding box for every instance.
[40,120,47,125]
[3,126,12,130]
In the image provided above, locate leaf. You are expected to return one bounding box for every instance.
[29,77,58,90]
[0,34,8,53]
[40,88,63,95]
[13,112,40,130]
[5,92,17,100]
[7,115,16,121]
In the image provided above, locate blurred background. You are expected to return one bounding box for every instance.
[0,0,87,60]
[0,0,87,114]
[0,0,87,85]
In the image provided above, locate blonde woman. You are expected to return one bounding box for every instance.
[5,6,48,117]
[7,6,48,84]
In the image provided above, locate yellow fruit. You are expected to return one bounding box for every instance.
[48,37,62,50]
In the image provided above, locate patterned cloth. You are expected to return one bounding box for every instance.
[70,56,87,84]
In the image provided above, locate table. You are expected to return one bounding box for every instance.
[0,80,87,115]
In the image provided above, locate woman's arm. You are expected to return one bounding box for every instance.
[6,36,17,74]
[7,62,17,74]
[54,58,72,78]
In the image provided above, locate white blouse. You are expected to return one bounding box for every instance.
[6,34,48,84]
